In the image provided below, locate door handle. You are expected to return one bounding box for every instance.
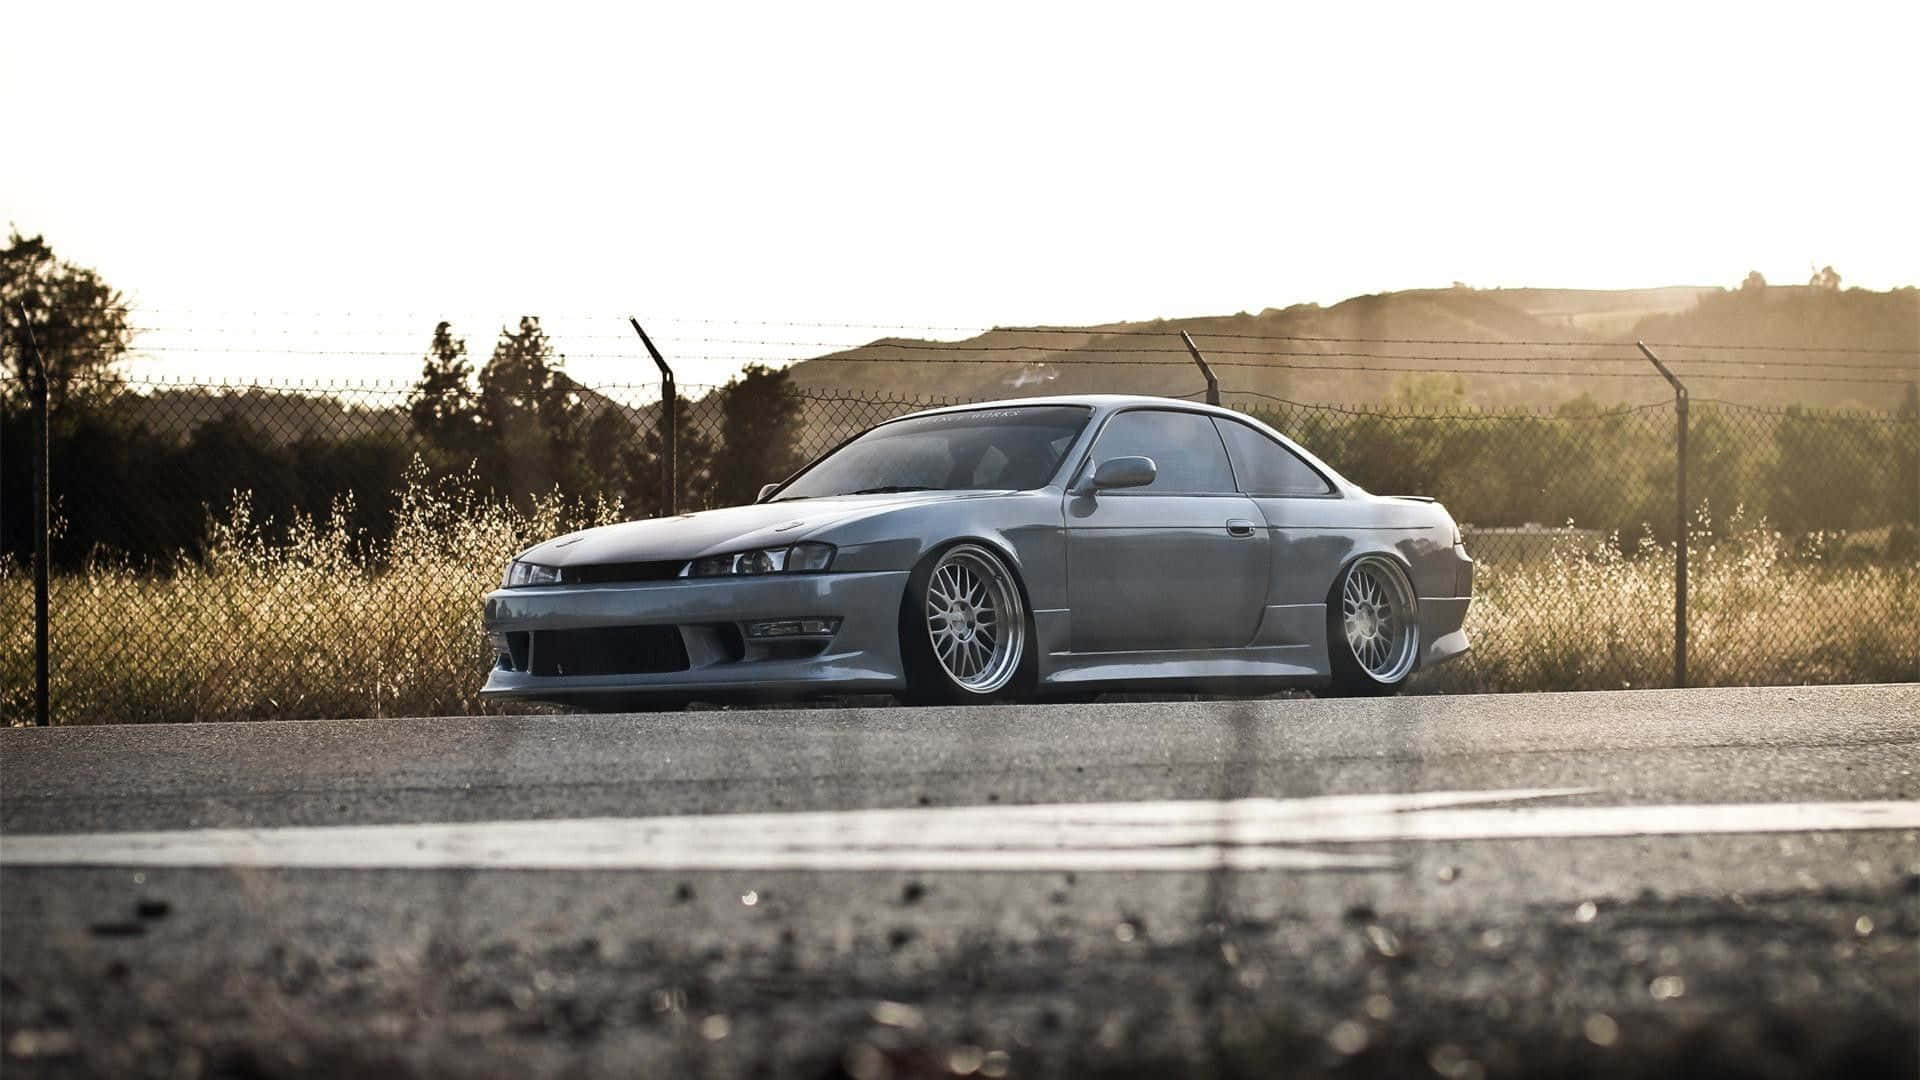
[1226,519,1257,538]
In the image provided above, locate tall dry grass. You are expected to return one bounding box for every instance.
[2,482,1913,724]
[1,465,622,725]
[1424,506,1918,693]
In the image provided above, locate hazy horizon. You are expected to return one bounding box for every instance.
[6,1,1916,386]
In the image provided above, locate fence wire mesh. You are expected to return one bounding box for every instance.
[2,376,1914,724]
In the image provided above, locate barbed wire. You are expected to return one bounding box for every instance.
[108,304,1920,355]
[65,378,723,406]
[65,375,1917,422]
[730,354,1918,384]
[121,322,1920,361]
[1217,388,1680,421]
[119,309,997,334]
[997,326,1920,356]
[115,342,1918,384]
[661,337,1913,371]
[831,341,1908,372]
[109,355,1917,387]
[9,362,1899,420]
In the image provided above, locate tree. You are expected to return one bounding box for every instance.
[710,364,805,506]
[1809,265,1842,290]
[1740,270,1767,291]
[1768,405,1885,534]
[617,394,718,516]
[476,317,588,502]
[1682,407,1760,537]
[1387,372,1466,412]
[407,321,480,459]
[0,231,131,407]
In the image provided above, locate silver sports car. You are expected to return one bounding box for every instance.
[481,395,1472,705]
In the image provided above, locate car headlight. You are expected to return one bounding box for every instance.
[503,560,561,588]
[684,542,835,577]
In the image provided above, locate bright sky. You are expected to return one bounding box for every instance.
[5,1,1916,387]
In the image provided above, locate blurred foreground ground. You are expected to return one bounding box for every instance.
[3,686,1917,1078]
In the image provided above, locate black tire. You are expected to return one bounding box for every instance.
[898,542,1036,705]
[1325,555,1421,697]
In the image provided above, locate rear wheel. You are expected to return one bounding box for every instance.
[1326,555,1420,696]
[900,543,1032,704]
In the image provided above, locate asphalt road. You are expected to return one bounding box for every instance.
[3,685,1918,1078]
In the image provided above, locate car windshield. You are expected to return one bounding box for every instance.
[771,405,1092,501]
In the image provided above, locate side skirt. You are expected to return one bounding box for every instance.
[1040,644,1326,688]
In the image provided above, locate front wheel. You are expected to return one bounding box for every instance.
[1326,555,1420,696]
[900,543,1032,704]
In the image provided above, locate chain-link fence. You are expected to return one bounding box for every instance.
[2,376,1914,724]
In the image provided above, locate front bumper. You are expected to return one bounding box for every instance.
[480,571,912,700]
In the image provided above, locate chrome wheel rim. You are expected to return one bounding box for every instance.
[1341,556,1418,683]
[925,544,1025,694]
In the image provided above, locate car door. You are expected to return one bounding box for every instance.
[1211,416,1343,648]
[1064,408,1270,652]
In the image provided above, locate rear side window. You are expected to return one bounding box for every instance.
[1088,410,1236,494]
[1214,418,1333,496]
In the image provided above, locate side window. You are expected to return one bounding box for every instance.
[1088,410,1235,493]
[1214,419,1333,496]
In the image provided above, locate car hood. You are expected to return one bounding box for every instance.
[517,491,998,567]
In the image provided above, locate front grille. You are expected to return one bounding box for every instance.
[530,626,689,677]
[556,561,685,585]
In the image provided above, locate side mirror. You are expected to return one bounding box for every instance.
[756,483,781,503]
[1083,455,1156,493]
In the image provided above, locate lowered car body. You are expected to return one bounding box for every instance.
[481,395,1473,704]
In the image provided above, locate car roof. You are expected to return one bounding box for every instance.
[895,394,1233,420]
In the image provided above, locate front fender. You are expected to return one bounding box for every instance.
[802,491,1068,611]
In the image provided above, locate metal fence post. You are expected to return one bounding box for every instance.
[629,319,676,516]
[1638,342,1687,688]
[1180,331,1220,405]
[16,303,52,725]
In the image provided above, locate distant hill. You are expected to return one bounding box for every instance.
[1497,286,1720,338]
[776,284,1919,412]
